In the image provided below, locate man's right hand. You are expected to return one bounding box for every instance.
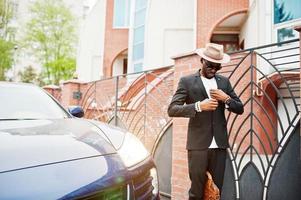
[199,98,218,111]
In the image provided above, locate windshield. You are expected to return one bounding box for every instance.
[0,83,69,120]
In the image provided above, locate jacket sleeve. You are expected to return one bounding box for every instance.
[226,79,244,114]
[167,77,196,118]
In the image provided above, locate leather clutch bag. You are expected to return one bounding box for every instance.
[203,171,220,200]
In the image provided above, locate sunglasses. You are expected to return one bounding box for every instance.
[202,59,221,71]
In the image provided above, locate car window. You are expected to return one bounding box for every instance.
[0,84,69,120]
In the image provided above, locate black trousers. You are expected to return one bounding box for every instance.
[187,148,227,200]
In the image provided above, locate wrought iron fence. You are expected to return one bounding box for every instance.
[219,38,300,200]
[79,66,174,151]
[79,39,300,199]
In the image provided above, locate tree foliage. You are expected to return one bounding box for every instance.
[0,0,13,37]
[0,38,13,80]
[24,0,77,85]
[47,57,76,84]
[0,0,14,81]
[18,65,37,83]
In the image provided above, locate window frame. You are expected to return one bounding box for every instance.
[131,0,147,73]
[272,0,301,43]
[113,0,131,29]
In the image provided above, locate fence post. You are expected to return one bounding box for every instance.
[294,25,301,80]
[60,80,83,107]
[143,71,148,144]
[43,85,61,100]
[294,25,301,156]
[114,76,119,126]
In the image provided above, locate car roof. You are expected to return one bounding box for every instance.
[0,81,39,88]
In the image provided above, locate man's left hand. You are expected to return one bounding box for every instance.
[210,89,229,102]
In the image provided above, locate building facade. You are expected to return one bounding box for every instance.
[76,0,300,81]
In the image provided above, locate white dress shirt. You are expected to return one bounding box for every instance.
[200,75,218,148]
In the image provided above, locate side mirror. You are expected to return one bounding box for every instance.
[68,106,84,118]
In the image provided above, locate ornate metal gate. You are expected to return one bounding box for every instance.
[220,39,300,200]
[78,39,300,199]
[79,67,175,151]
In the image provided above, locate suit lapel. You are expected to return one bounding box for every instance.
[194,71,209,98]
[215,75,223,89]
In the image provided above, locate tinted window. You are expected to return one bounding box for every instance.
[277,27,298,43]
[274,0,301,24]
[0,84,68,120]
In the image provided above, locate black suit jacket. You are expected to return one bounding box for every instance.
[168,70,244,150]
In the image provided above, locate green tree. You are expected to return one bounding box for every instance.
[24,0,77,85]
[0,0,13,37]
[0,38,13,80]
[0,0,14,80]
[18,65,46,86]
[48,57,76,85]
[18,65,37,83]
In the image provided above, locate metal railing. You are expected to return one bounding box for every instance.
[79,66,175,151]
[219,39,300,199]
[78,39,300,199]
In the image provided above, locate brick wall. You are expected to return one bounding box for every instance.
[43,85,61,101]
[196,0,249,47]
[170,53,200,199]
[103,0,129,77]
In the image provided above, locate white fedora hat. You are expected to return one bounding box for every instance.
[195,43,230,64]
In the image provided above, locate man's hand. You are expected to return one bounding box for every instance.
[199,98,218,111]
[210,89,229,102]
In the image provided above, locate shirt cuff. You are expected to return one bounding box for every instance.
[195,101,202,112]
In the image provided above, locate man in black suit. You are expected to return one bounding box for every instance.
[168,43,244,200]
